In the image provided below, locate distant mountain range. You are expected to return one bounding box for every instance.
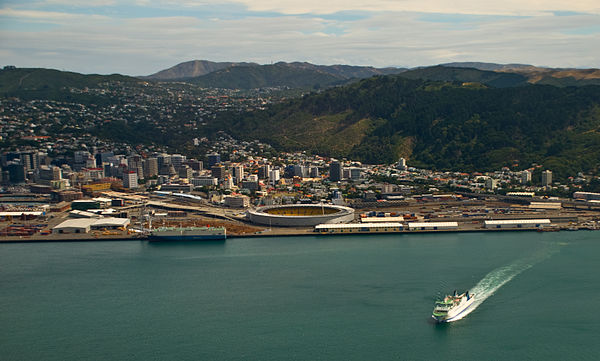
[143,60,600,89]
[143,60,407,89]
[143,60,258,80]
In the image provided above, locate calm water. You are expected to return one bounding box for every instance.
[1,231,598,360]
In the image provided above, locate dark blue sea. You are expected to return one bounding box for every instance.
[1,231,598,360]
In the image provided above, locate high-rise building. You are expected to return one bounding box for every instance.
[309,167,319,178]
[185,159,203,171]
[293,164,307,178]
[232,165,244,184]
[329,160,343,182]
[542,170,552,187]
[7,161,26,183]
[211,165,226,180]
[521,170,532,184]
[485,178,497,190]
[178,166,193,179]
[157,153,171,170]
[349,167,362,180]
[171,154,186,169]
[207,153,221,167]
[123,171,138,189]
[144,157,158,178]
[269,169,280,185]
[397,158,407,170]
[258,164,271,179]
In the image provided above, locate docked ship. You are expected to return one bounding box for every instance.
[148,226,226,241]
[432,290,475,323]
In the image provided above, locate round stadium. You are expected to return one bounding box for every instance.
[247,204,355,227]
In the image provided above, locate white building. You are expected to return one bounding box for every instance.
[123,171,138,189]
[397,158,407,170]
[191,177,218,187]
[521,170,532,184]
[484,219,551,229]
[542,170,552,187]
[224,195,250,208]
[269,169,280,185]
[485,178,497,190]
[408,222,459,231]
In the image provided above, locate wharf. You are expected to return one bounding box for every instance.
[1,224,595,243]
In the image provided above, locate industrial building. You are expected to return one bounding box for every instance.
[484,219,551,229]
[407,222,459,231]
[315,222,403,234]
[53,218,130,234]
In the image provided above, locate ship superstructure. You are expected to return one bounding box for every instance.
[432,290,475,323]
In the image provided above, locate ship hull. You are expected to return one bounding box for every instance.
[432,294,476,323]
[148,234,226,241]
[148,227,226,242]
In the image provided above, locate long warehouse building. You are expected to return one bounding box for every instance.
[484,219,551,229]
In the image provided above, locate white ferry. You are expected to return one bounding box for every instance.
[432,290,475,323]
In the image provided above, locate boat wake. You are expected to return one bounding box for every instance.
[446,243,560,322]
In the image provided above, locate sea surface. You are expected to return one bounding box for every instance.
[1,231,598,360]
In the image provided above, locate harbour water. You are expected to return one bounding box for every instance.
[1,231,598,360]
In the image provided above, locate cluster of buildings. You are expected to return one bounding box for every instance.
[1,131,597,211]
[0,82,284,148]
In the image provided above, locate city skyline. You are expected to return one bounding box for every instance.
[0,0,599,75]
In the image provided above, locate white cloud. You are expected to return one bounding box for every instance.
[42,0,117,6]
[0,4,599,74]
[0,8,109,22]
[162,0,600,16]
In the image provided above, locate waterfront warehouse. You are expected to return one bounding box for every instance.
[407,222,459,231]
[484,219,551,229]
[315,222,403,234]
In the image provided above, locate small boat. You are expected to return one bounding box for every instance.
[432,290,476,323]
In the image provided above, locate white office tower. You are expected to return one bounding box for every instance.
[485,178,497,190]
[521,170,532,184]
[222,176,234,190]
[269,169,280,185]
[232,165,244,184]
[542,170,552,187]
[310,167,319,178]
[123,171,138,189]
[397,158,407,170]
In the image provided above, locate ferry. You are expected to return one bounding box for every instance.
[432,290,475,323]
[148,226,226,241]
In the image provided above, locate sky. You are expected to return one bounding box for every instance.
[0,0,599,75]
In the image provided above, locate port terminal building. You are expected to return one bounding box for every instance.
[407,222,459,231]
[315,222,403,234]
[53,218,130,234]
[484,219,551,229]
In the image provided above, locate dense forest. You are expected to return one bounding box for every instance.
[213,75,600,179]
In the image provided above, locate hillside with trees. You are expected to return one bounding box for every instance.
[213,75,600,179]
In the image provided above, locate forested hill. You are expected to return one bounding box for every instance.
[0,67,141,102]
[214,75,600,178]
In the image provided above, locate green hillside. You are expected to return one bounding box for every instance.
[213,75,600,178]
[399,66,529,88]
[0,67,140,101]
